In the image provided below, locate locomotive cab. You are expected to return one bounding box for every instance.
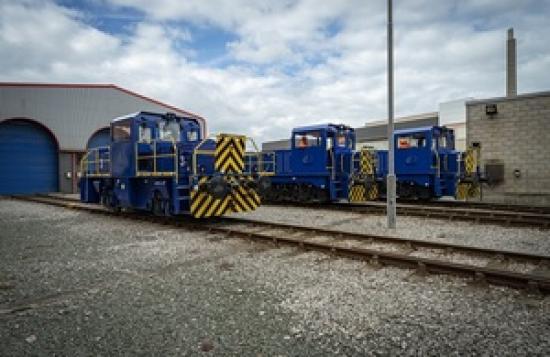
[376,126,459,200]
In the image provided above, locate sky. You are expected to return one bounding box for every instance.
[1,0,550,143]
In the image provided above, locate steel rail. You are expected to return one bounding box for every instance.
[385,199,550,215]
[344,203,550,229]
[11,195,550,294]
[215,216,550,264]
[273,202,550,229]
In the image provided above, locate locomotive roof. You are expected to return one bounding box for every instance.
[111,111,200,124]
[292,123,354,133]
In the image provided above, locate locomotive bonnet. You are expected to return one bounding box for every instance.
[80,111,264,218]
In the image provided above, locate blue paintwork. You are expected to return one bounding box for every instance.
[80,111,205,215]
[375,126,459,199]
[267,124,357,202]
[0,120,58,194]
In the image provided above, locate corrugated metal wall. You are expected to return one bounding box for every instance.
[0,86,204,150]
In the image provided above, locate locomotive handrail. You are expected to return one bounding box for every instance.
[328,149,335,180]
[431,148,441,178]
[135,139,178,177]
[191,134,274,176]
[79,146,111,178]
[244,137,275,176]
[191,134,217,176]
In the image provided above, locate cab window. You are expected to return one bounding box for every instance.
[139,124,152,143]
[295,132,321,148]
[336,134,348,148]
[187,129,199,142]
[397,134,426,149]
[112,120,131,141]
[159,120,180,142]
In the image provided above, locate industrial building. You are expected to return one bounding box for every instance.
[0,83,205,195]
[466,91,550,206]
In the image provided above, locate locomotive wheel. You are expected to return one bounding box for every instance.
[297,185,310,203]
[101,189,120,212]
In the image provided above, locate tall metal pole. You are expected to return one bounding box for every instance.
[386,0,397,228]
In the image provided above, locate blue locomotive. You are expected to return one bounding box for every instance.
[258,124,480,203]
[79,111,263,218]
[257,124,377,203]
[375,126,460,200]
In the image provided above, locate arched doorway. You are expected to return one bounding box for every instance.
[87,127,110,149]
[0,119,59,194]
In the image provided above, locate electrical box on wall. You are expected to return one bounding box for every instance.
[485,161,504,185]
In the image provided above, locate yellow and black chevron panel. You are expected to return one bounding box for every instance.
[190,175,261,218]
[215,134,246,174]
[464,148,477,175]
[227,180,261,214]
[349,148,378,202]
[359,148,375,175]
[349,183,367,203]
[190,177,231,218]
[456,182,481,200]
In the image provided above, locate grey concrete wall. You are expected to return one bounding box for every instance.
[466,92,550,205]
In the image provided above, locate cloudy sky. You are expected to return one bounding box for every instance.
[1,0,549,142]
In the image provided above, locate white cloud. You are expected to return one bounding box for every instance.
[0,0,549,144]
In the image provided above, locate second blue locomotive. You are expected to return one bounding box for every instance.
[257,124,377,203]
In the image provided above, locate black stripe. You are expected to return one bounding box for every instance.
[191,192,209,215]
[216,137,233,156]
[233,137,245,153]
[248,190,261,206]
[220,151,244,173]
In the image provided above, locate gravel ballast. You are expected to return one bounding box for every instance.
[1,198,549,356]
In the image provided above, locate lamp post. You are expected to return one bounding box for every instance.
[387,0,397,228]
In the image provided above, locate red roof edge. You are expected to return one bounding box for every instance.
[0,82,207,135]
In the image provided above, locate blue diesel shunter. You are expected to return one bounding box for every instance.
[258,124,377,203]
[80,111,263,218]
[375,126,459,199]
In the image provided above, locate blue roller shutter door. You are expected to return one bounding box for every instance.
[0,120,58,194]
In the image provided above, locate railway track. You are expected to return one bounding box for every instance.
[393,199,550,215]
[343,202,550,229]
[10,195,550,294]
[273,202,550,229]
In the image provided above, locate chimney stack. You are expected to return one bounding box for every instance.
[506,28,517,97]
